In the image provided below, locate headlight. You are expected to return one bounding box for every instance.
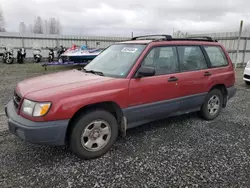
[22,99,51,117]
[247,60,250,68]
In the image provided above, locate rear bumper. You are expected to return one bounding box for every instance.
[5,101,69,146]
[243,67,250,82]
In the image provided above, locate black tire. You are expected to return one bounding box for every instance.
[58,57,64,63]
[18,58,24,64]
[245,81,250,85]
[69,110,119,159]
[36,58,40,63]
[6,58,13,64]
[199,89,223,120]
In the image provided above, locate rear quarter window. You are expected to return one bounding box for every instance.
[204,46,229,67]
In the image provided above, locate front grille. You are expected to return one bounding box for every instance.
[13,90,22,110]
[244,74,250,79]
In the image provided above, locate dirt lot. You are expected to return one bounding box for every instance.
[0,63,250,187]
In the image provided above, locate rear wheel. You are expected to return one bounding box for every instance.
[69,110,119,159]
[35,58,40,63]
[58,57,64,63]
[18,57,24,64]
[245,81,250,85]
[199,89,223,120]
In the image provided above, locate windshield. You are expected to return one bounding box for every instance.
[84,44,146,78]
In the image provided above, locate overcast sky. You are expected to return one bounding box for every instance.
[1,0,250,37]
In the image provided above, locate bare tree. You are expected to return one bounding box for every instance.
[19,22,27,34]
[49,17,60,34]
[0,5,6,32]
[174,30,188,38]
[44,19,49,34]
[28,24,33,33]
[33,16,43,34]
[56,19,61,34]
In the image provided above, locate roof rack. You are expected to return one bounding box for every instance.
[131,34,172,41]
[185,36,213,40]
[130,34,218,43]
[172,36,218,42]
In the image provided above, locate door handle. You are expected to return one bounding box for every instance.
[204,71,212,76]
[168,76,178,82]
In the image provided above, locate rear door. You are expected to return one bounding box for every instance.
[202,45,234,88]
[176,45,211,111]
[125,46,181,126]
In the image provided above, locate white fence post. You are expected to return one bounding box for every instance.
[235,20,243,69]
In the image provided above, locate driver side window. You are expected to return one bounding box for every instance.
[141,46,179,76]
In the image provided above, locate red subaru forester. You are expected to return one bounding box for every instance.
[5,35,236,159]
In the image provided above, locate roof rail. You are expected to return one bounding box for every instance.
[180,36,218,42]
[186,36,213,40]
[131,34,172,40]
[129,34,218,43]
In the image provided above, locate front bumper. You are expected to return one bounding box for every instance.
[5,101,69,146]
[243,67,250,82]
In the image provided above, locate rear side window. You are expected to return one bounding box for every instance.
[204,46,228,67]
[177,46,208,72]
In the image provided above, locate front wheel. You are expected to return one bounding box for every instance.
[245,81,250,85]
[69,110,119,159]
[5,57,14,64]
[199,89,223,120]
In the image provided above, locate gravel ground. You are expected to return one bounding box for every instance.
[0,63,250,187]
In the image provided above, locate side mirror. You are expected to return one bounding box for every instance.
[135,66,155,78]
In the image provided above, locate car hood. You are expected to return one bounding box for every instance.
[16,69,114,98]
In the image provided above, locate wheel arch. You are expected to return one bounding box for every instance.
[209,84,228,107]
[65,101,125,143]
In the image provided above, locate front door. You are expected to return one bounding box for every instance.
[124,46,181,126]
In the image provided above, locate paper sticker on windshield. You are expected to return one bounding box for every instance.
[121,47,138,53]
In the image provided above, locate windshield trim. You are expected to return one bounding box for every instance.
[84,43,148,79]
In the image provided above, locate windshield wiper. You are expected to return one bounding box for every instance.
[83,68,105,76]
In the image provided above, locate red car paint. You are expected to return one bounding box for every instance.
[15,40,235,123]
[16,70,130,122]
